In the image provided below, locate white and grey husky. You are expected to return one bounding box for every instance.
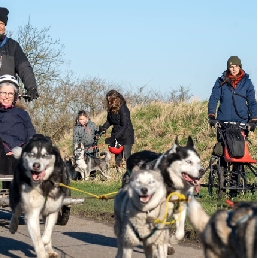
[74,142,111,180]
[9,134,70,258]
[114,168,173,258]
[125,136,205,243]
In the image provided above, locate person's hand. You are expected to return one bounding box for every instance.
[105,137,115,146]
[26,87,39,102]
[249,119,257,132]
[98,126,106,135]
[208,114,216,127]
[6,151,13,156]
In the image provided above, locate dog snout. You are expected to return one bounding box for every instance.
[199,168,205,177]
[33,162,41,170]
[141,188,148,195]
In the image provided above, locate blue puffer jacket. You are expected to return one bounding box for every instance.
[0,106,36,152]
[208,72,257,123]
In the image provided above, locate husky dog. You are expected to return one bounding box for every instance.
[9,134,70,258]
[187,196,257,258]
[126,136,205,242]
[114,168,173,258]
[74,142,111,180]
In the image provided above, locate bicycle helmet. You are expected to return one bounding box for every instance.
[108,140,124,154]
[0,74,19,88]
[0,74,19,103]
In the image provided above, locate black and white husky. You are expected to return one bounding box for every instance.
[9,134,69,258]
[74,142,111,180]
[126,136,205,243]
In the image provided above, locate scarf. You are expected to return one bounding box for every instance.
[228,69,245,89]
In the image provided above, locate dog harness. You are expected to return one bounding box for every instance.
[128,220,160,242]
[226,206,257,230]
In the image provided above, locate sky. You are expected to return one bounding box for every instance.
[4,0,257,100]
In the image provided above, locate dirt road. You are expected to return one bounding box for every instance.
[0,208,204,258]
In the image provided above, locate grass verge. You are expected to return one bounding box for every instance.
[69,177,257,243]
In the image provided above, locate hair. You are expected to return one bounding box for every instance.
[0,82,19,104]
[105,90,126,114]
[220,68,242,87]
[74,110,88,126]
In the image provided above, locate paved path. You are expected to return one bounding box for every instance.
[0,208,204,258]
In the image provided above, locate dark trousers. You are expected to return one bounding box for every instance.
[115,144,133,165]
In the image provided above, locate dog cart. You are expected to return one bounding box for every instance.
[207,121,257,198]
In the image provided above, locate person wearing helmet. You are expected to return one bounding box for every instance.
[101,90,134,170]
[0,74,36,188]
[0,7,39,101]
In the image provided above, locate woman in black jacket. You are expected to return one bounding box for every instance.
[101,90,134,169]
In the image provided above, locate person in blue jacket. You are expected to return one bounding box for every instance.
[208,56,257,197]
[208,56,257,127]
[0,75,35,188]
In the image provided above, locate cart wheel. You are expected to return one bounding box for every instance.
[56,205,70,225]
[217,166,224,199]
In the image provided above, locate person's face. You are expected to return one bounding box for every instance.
[229,65,240,76]
[78,115,88,126]
[0,85,15,106]
[0,21,5,34]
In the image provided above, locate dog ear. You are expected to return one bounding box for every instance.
[12,146,23,159]
[186,136,194,148]
[169,136,179,153]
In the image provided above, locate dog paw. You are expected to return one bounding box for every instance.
[9,216,19,234]
[48,251,58,257]
[169,234,179,245]
[175,230,185,241]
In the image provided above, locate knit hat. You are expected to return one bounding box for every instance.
[0,7,9,25]
[227,56,242,69]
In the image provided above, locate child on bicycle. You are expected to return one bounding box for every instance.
[73,110,100,157]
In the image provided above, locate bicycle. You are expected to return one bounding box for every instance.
[208,121,257,198]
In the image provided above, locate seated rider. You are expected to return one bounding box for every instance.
[208,56,257,133]
[72,110,100,158]
[0,74,36,189]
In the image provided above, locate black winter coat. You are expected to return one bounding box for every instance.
[102,103,134,145]
[0,37,36,91]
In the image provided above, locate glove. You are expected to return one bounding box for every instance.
[208,114,216,127]
[99,126,106,135]
[249,119,257,132]
[105,136,115,146]
[26,87,39,102]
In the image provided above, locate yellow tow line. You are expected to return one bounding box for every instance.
[59,183,118,200]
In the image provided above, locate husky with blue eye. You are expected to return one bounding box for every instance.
[114,168,173,258]
[9,134,70,258]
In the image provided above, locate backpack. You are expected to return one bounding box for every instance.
[225,127,245,158]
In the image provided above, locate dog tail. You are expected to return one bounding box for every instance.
[99,151,111,162]
[187,195,210,233]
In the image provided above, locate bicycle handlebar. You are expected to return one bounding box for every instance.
[212,120,253,131]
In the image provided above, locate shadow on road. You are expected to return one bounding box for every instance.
[63,231,117,247]
[0,236,36,258]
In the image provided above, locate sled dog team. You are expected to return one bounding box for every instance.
[7,134,256,258]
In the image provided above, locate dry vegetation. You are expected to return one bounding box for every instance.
[54,100,257,185]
